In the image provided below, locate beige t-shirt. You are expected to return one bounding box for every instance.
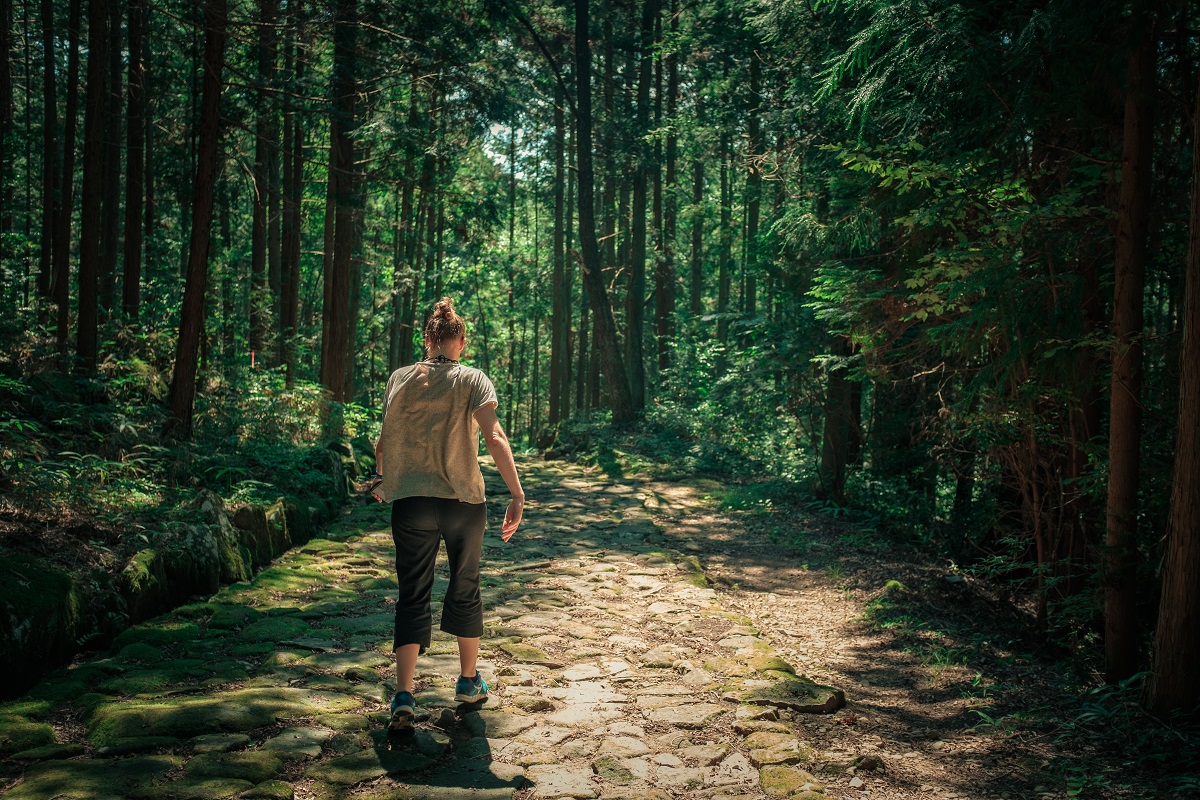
[376,361,499,505]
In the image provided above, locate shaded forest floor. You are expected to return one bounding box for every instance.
[0,445,1196,799]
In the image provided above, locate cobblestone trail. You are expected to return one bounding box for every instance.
[0,460,846,800]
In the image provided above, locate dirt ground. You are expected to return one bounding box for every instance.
[644,477,1183,800]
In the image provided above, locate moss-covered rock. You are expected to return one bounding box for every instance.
[10,743,88,761]
[111,620,202,650]
[241,616,309,642]
[759,765,823,797]
[93,735,180,756]
[169,777,256,799]
[87,688,361,745]
[305,747,435,786]
[242,780,295,800]
[208,604,262,631]
[739,677,845,714]
[120,549,170,624]
[117,642,166,664]
[186,750,285,783]
[3,755,180,800]
[0,719,56,757]
[0,555,85,695]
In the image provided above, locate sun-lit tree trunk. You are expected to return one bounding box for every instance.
[1105,1,1155,684]
[52,0,81,351]
[77,0,111,371]
[576,0,634,424]
[1145,64,1200,720]
[122,0,146,320]
[165,0,227,437]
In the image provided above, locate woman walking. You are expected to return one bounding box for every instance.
[373,297,525,732]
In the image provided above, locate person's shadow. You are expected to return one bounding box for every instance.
[375,700,527,794]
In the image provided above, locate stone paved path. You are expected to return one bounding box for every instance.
[0,459,844,800]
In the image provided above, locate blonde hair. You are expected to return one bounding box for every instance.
[424,296,466,349]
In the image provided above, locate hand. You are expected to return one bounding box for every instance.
[501,496,524,542]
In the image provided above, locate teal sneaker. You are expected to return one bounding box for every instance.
[389,690,416,731]
[455,673,488,704]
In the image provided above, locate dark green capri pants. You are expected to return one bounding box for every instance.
[391,496,486,653]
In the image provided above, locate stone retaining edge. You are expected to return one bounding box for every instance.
[0,445,356,699]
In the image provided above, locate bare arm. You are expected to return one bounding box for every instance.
[474,404,524,541]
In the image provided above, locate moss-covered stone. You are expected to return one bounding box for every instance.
[169,777,257,799]
[111,620,202,650]
[242,780,296,800]
[87,688,361,745]
[186,750,285,783]
[2,755,180,800]
[191,733,252,753]
[748,655,796,675]
[301,650,390,675]
[117,642,166,664]
[208,604,263,630]
[499,641,552,663]
[120,549,169,623]
[239,616,309,642]
[94,735,180,756]
[739,678,845,714]
[10,743,87,761]
[591,754,636,784]
[0,720,56,757]
[759,765,823,797]
[305,747,435,786]
[0,555,84,695]
[5,693,60,716]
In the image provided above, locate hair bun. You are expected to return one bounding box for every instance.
[434,297,455,317]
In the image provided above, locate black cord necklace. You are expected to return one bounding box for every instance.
[426,354,459,365]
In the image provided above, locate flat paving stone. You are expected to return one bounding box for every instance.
[646,701,730,729]
[527,763,600,798]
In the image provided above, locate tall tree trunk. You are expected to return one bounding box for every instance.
[1146,64,1200,720]
[657,1,677,372]
[320,0,357,401]
[52,0,82,352]
[0,0,11,244]
[744,53,761,321]
[389,62,419,372]
[280,9,303,382]
[165,0,226,436]
[626,0,657,409]
[575,0,634,423]
[819,335,852,505]
[250,0,277,357]
[77,0,111,371]
[717,131,731,345]
[1105,1,1155,684]
[38,0,58,299]
[122,0,145,320]
[99,0,121,317]
[550,83,566,428]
